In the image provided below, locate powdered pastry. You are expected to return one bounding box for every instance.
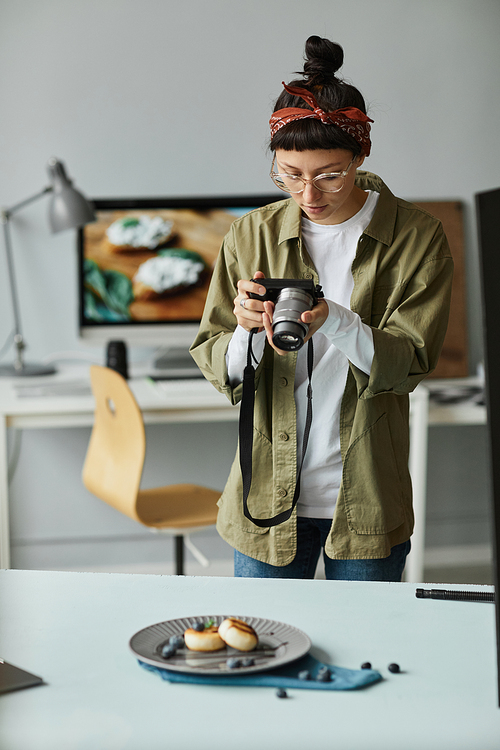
[104,215,174,253]
[132,248,207,301]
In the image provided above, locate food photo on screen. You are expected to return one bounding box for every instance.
[80,204,246,325]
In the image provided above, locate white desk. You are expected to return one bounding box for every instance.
[407,378,487,582]
[0,368,487,578]
[0,569,498,750]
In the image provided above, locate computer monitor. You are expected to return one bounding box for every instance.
[77,194,281,365]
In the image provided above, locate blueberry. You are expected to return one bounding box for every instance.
[388,663,401,673]
[276,688,287,699]
[241,657,255,667]
[298,670,311,681]
[191,622,204,632]
[161,643,176,659]
[361,662,372,670]
[226,658,241,669]
[169,634,184,649]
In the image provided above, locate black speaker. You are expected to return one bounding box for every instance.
[106,340,128,379]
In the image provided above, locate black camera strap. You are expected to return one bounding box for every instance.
[239,330,314,528]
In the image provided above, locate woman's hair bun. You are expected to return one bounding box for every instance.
[271,35,368,153]
[301,35,344,85]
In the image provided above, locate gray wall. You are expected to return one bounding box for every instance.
[1,0,499,569]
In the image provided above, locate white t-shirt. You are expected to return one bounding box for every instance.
[226,190,379,518]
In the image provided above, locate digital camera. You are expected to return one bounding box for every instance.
[249,278,324,351]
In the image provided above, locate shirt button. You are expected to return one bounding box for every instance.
[304,272,313,279]
[279,432,289,441]
[276,487,287,498]
[279,377,288,387]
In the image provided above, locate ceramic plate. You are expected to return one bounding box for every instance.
[129,615,311,675]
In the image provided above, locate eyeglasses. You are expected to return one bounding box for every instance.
[270,154,357,194]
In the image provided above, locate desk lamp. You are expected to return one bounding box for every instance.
[0,158,96,376]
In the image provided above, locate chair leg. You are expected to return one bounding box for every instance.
[174,535,184,575]
[184,535,210,568]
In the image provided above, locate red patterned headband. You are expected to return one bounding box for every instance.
[270,83,373,156]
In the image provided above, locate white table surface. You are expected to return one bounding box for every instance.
[0,570,498,750]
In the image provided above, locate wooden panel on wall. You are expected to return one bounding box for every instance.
[415,201,468,378]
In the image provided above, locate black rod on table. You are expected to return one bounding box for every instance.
[416,588,495,603]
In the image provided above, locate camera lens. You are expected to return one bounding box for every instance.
[272,288,313,351]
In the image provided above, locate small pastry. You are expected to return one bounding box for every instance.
[218,617,258,652]
[104,215,174,253]
[132,248,207,301]
[184,625,225,652]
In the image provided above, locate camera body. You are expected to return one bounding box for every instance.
[249,278,324,351]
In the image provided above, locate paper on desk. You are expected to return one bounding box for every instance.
[14,380,92,398]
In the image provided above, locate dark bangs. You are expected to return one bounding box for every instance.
[270,119,362,155]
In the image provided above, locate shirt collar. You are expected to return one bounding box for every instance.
[278,198,303,245]
[354,171,397,246]
[276,171,397,247]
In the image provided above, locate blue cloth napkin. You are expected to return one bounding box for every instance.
[138,654,382,690]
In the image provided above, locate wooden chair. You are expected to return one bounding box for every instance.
[82,365,220,575]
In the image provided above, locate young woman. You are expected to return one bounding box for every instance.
[190,36,453,581]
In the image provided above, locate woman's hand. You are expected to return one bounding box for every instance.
[262,298,329,356]
[234,271,329,354]
[301,299,329,340]
[233,270,268,333]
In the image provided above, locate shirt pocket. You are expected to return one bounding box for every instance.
[218,429,272,536]
[342,412,405,535]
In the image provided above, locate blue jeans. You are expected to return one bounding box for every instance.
[234,517,410,581]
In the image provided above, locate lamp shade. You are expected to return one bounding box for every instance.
[47,158,95,233]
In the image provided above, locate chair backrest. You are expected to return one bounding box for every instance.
[82,365,146,522]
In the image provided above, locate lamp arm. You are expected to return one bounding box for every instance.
[3,185,53,218]
[0,186,53,371]
[0,186,55,370]
[0,164,93,377]
[1,215,26,368]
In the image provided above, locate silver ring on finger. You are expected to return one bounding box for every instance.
[240,298,246,308]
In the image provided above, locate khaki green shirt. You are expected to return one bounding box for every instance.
[190,171,453,564]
